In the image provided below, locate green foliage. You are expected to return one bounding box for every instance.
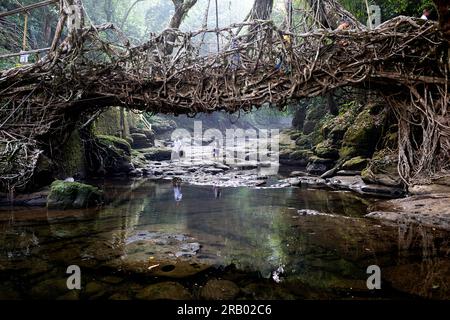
[339,0,436,22]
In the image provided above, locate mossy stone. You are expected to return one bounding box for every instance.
[96,135,131,155]
[289,131,303,140]
[342,157,369,171]
[339,108,383,159]
[289,149,314,161]
[295,135,313,148]
[47,180,103,210]
[361,150,403,187]
[314,140,339,160]
[200,280,240,300]
[136,282,192,300]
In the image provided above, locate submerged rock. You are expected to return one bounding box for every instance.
[136,282,192,300]
[367,194,450,230]
[47,180,103,210]
[200,280,240,300]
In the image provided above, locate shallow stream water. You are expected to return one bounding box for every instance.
[1,178,449,300]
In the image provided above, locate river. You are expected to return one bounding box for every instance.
[1,176,449,300]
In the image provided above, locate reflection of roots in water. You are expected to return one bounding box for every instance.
[397,221,449,298]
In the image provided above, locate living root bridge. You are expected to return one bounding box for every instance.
[0,16,449,191]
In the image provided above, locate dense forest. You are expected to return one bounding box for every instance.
[0,0,448,193]
[0,0,438,68]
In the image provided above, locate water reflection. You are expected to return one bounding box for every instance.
[0,179,449,299]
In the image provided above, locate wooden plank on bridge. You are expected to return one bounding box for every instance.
[0,0,58,18]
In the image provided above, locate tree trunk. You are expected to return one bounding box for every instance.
[42,11,54,46]
[250,0,274,20]
[433,0,450,42]
[120,0,144,30]
[165,0,198,54]
[307,0,364,30]
[168,0,198,29]
[104,0,114,23]
[326,92,338,116]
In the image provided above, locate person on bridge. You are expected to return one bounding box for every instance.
[420,8,431,20]
[337,19,351,31]
[229,38,241,71]
[274,31,292,74]
[336,19,352,47]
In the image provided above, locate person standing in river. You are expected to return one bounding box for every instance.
[212,138,220,160]
[172,137,183,161]
[173,177,183,205]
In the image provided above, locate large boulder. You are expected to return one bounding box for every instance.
[130,133,153,149]
[362,150,403,187]
[149,116,177,135]
[341,156,369,171]
[47,180,103,209]
[130,127,155,149]
[306,156,335,175]
[339,106,385,159]
[141,147,172,161]
[314,139,339,160]
[92,135,134,175]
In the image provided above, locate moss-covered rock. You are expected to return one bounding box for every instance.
[47,180,103,209]
[140,147,172,161]
[361,150,403,187]
[289,131,303,141]
[289,149,314,161]
[94,108,127,137]
[320,106,359,143]
[96,135,131,155]
[130,132,154,149]
[295,134,313,149]
[88,135,134,175]
[339,107,384,159]
[314,139,339,160]
[342,157,369,171]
